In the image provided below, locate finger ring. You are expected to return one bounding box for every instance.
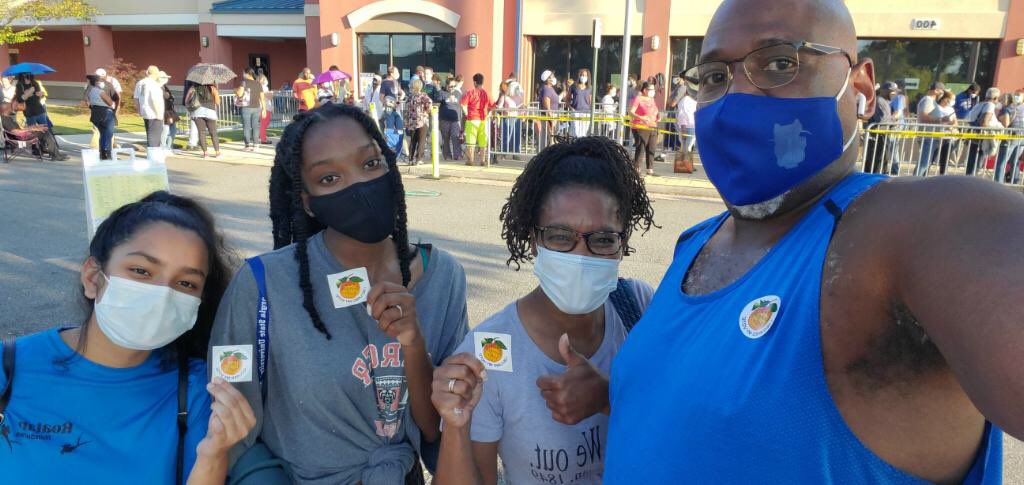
[393,304,404,318]
[453,407,463,415]
[447,378,457,393]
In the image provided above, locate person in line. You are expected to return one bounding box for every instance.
[317,82,335,107]
[914,82,946,176]
[994,91,1024,184]
[964,87,1002,176]
[135,66,166,149]
[328,65,347,103]
[361,74,384,119]
[159,72,179,152]
[538,70,560,148]
[599,83,619,138]
[862,81,896,174]
[605,1,1020,482]
[628,81,660,177]
[954,83,980,119]
[257,74,273,146]
[185,82,221,159]
[432,136,656,485]
[494,80,524,155]
[88,68,123,151]
[404,79,432,165]
[236,68,264,152]
[381,95,406,158]
[85,74,117,160]
[211,103,469,484]
[0,191,255,483]
[461,73,492,167]
[568,69,593,138]
[423,68,440,100]
[674,76,699,168]
[0,101,68,160]
[625,75,639,108]
[292,68,317,113]
[14,73,49,127]
[439,77,464,161]
[888,82,909,175]
[0,75,15,104]
[381,66,405,102]
[930,89,958,175]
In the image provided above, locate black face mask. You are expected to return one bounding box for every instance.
[307,173,396,243]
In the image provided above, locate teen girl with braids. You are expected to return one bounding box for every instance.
[210,103,469,484]
[431,137,656,485]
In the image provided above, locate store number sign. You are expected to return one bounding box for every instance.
[911,19,940,31]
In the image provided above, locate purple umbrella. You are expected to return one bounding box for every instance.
[314,70,351,84]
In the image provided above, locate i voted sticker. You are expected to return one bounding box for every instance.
[739,295,782,339]
[474,332,512,372]
[327,267,370,309]
[213,345,253,383]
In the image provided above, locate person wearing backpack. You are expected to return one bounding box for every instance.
[432,137,656,485]
[235,68,265,152]
[0,192,254,484]
[994,91,1024,184]
[185,82,221,158]
[963,87,1003,176]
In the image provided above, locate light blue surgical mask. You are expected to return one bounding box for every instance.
[695,69,856,206]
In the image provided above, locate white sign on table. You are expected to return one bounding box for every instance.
[82,148,170,236]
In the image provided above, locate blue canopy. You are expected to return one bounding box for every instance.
[2,63,56,76]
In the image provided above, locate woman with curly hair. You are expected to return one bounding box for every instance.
[431,136,657,485]
[210,103,469,484]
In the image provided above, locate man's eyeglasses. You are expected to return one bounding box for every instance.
[683,40,854,104]
[535,226,624,256]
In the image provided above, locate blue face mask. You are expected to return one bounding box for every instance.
[694,70,857,206]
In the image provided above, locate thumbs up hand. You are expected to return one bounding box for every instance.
[536,334,611,425]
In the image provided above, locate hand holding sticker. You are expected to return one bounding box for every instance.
[212,345,253,383]
[327,268,371,309]
[474,332,512,372]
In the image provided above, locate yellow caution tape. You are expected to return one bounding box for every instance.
[865,129,1024,141]
[491,113,689,137]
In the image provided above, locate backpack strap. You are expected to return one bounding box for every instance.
[608,278,643,332]
[247,256,271,403]
[176,352,189,485]
[0,337,15,426]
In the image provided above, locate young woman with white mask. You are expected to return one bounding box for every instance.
[0,191,255,484]
[431,136,657,485]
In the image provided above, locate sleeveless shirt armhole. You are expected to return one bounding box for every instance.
[674,213,727,258]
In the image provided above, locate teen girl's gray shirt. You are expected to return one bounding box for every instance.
[210,232,469,485]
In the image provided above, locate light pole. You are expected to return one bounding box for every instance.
[618,0,634,144]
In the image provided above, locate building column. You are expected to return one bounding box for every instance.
[0,45,9,72]
[455,0,504,95]
[994,0,1024,91]
[305,0,346,76]
[82,24,115,72]
[639,0,672,108]
[199,22,233,68]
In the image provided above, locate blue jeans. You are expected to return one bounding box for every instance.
[500,119,522,153]
[240,107,260,147]
[92,110,115,154]
[161,122,178,149]
[24,113,48,127]
[994,139,1024,183]
[915,138,935,176]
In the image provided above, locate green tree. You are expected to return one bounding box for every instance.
[0,0,98,46]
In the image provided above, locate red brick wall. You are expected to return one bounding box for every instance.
[229,38,308,90]
[112,30,201,82]
[12,30,86,82]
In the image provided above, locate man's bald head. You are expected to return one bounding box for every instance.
[708,0,857,57]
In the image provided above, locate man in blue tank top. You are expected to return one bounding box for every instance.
[604,0,1022,483]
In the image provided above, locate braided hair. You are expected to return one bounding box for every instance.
[269,103,413,339]
[500,136,656,269]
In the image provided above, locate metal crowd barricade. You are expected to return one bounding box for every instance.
[488,107,633,161]
[174,92,300,138]
[860,122,1024,187]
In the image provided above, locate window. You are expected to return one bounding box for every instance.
[670,37,703,78]
[358,33,456,80]
[532,36,642,93]
[857,39,999,94]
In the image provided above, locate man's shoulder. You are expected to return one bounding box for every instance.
[853,175,1016,233]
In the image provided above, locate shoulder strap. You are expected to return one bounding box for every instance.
[0,337,15,425]
[176,352,189,485]
[247,256,271,403]
[608,278,643,333]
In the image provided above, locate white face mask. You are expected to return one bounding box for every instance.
[94,274,201,351]
[1014,95,1023,104]
[579,76,588,84]
[646,90,656,97]
[533,247,619,315]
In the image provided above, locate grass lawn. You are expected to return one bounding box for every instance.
[169,128,284,149]
[42,104,147,136]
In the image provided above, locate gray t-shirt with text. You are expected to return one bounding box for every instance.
[210,232,469,485]
[459,279,653,485]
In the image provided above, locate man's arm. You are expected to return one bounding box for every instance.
[892,176,1024,439]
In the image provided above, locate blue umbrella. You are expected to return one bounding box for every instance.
[2,62,56,76]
